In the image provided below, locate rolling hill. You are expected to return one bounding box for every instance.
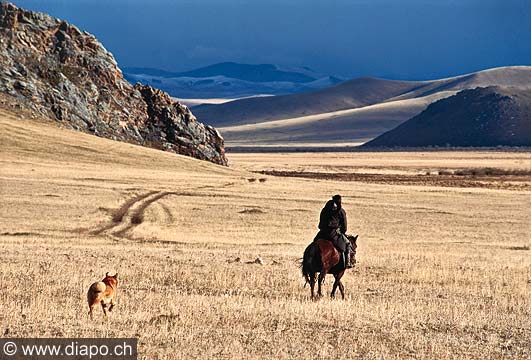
[217,92,450,147]
[194,77,425,127]
[363,86,531,148]
[0,106,234,175]
[194,66,531,147]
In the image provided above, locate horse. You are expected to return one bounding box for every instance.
[302,234,358,300]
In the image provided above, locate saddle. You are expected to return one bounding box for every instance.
[315,238,348,270]
[316,231,347,252]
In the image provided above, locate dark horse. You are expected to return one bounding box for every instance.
[302,234,358,299]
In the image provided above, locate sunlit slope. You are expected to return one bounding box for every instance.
[219,92,452,146]
[193,77,424,127]
[200,66,531,146]
[0,107,242,241]
[0,109,234,176]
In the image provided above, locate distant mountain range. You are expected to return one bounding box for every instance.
[199,66,531,147]
[363,86,531,148]
[123,62,343,99]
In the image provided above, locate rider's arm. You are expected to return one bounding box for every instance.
[340,209,347,234]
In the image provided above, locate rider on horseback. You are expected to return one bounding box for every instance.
[314,194,353,268]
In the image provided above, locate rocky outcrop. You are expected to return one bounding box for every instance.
[0,2,227,165]
[363,86,531,148]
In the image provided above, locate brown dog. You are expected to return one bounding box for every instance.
[87,272,118,320]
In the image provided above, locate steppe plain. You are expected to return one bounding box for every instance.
[1,110,530,359]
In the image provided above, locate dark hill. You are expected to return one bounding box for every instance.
[363,87,531,147]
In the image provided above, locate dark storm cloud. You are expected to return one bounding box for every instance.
[11,0,531,80]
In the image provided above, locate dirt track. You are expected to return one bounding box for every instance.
[258,170,531,190]
[91,191,195,238]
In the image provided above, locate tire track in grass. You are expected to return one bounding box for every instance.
[92,182,237,238]
[113,191,194,237]
[159,203,174,223]
[90,190,159,235]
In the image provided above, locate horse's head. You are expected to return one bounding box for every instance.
[346,234,358,265]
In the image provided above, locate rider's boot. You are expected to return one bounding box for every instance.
[344,242,353,268]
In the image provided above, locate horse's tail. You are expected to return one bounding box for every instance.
[301,242,318,284]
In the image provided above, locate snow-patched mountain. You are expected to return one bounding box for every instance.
[124,62,342,99]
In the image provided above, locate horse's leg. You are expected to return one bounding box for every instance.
[337,271,345,299]
[331,274,340,298]
[309,273,316,300]
[317,271,327,298]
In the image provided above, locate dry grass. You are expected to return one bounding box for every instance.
[228,151,531,174]
[452,168,531,176]
[1,111,531,359]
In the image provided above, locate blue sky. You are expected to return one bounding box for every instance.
[11,0,531,80]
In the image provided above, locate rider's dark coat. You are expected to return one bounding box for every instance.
[314,200,348,251]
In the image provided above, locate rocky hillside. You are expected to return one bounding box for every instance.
[0,2,227,165]
[363,86,531,148]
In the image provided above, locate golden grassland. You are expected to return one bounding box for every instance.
[228,151,531,174]
[1,111,530,359]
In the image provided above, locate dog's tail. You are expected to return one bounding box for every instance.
[89,281,106,293]
[87,281,106,303]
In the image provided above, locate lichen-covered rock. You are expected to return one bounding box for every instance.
[0,2,227,165]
